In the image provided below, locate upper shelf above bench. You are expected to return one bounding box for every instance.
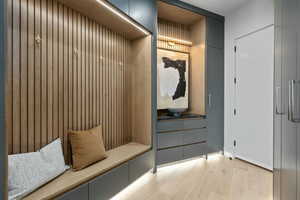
[57,0,150,40]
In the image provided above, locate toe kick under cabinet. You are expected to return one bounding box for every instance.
[157,118,208,165]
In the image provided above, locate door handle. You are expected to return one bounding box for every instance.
[288,80,300,123]
[275,86,284,115]
[208,94,212,108]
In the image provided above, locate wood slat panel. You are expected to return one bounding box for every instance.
[158,19,191,53]
[7,0,136,160]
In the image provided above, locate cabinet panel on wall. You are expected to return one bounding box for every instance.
[108,0,129,14]
[57,183,89,200]
[129,0,156,32]
[206,46,224,153]
[206,17,224,49]
[89,163,129,200]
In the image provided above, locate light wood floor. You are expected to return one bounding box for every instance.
[112,154,273,200]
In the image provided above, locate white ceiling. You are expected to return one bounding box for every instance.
[180,0,249,16]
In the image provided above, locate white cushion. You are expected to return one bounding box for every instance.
[8,139,69,200]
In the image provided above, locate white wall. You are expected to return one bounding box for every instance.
[224,0,274,156]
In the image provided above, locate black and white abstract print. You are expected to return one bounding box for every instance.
[157,49,189,110]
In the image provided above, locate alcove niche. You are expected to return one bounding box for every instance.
[157,1,206,117]
[6,0,152,198]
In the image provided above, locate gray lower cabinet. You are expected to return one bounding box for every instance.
[56,151,152,200]
[157,118,208,165]
[129,151,153,183]
[89,163,129,200]
[157,146,183,165]
[183,143,207,159]
[57,183,89,200]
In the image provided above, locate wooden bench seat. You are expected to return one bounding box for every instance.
[24,143,151,200]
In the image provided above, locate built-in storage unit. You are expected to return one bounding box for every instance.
[4,0,155,199]
[155,0,224,167]
[157,117,208,165]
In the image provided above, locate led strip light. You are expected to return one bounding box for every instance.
[96,0,149,35]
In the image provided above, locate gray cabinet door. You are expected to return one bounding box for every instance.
[57,183,89,200]
[273,0,283,199]
[206,17,224,49]
[129,0,157,33]
[274,0,300,199]
[89,163,129,200]
[129,151,153,183]
[206,45,224,153]
[108,0,129,14]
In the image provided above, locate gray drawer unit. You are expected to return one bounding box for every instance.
[157,118,207,132]
[157,147,183,165]
[57,183,89,200]
[157,132,183,149]
[183,143,207,160]
[183,119,207,130]
[182,129,208,145]
[157,120,185,132]
[129,150,153,183]
[89,163,129,200]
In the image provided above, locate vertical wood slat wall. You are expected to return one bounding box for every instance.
[6,0,132,158]
[158,18,191,53]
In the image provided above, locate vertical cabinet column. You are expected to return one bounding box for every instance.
[206,17,224,153]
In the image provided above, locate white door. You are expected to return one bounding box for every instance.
[234,25,274,170]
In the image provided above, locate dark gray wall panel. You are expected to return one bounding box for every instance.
[129,151,153,183]
[129,0,156,33]
[89,163,129,200]
[206,17,224,49]
[0,0,7,198]
[108,0,129,14]
[206,45,224,153]
[57,183,89,200]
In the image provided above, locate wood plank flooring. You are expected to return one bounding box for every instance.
[112,154,273,200]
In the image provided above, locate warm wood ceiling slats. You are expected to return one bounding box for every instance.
[6,0,132,159]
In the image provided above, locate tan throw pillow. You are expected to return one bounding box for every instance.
[69,125,107,171]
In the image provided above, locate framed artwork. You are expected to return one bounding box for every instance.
[157,49,189,110]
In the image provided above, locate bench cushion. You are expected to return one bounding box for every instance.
[24,143,151,200]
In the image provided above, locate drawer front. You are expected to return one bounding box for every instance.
[157,119,207,132]
[182,129,208,145]
[183,143,207,159]
[157,147,183,165]
[89,163,129,200]
[184,119,207,129]
[57,183,89,200]
[157,132,183,149]
[157,120,184,132]
[129,151,153,183]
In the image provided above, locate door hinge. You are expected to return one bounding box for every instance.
[234,109,237,115]
[234,140,237,147]
[234,77,237,84]
[234,46,237,52]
